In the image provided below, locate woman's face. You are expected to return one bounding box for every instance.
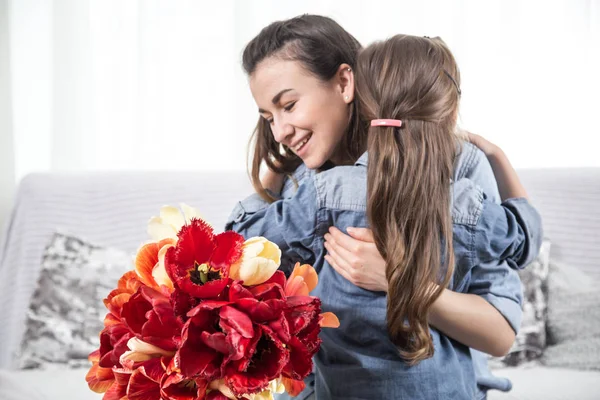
[249,58,354,169]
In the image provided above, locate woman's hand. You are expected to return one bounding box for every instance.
[466,132,500,157]
[466,131,528,200]
[323,227,388,292]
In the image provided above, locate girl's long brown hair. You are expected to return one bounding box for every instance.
[242,14,366,201]
[355,35,461,364]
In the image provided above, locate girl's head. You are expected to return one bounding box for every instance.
[243,15,365,200]
[355,35,461,363]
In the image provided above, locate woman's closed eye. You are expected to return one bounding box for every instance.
[261,101,296,124]
[283,101,296,112]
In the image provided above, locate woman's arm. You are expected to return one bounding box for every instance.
[225,177,322,272]
[467,132,528,200]
[464,133,543,268]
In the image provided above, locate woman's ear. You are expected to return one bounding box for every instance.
[336,63,355,104]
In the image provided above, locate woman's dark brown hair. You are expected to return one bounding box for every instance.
[242,14,365,201]
[355,34,461,364]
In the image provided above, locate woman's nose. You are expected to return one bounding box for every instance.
[272,118,295,144]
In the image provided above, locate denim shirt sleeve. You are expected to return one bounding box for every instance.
[224,179,320,270]
[452,178,543,270]
[473,197,543,269]
[225,163,313,229]
[467,258,523,333]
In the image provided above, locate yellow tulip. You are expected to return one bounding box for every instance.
[229,237,281,286]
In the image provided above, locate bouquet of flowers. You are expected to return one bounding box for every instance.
[86,205,339,400]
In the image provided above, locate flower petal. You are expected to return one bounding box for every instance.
[211,231,245,271]
[160,206,186,232]
[219,306,255,338]
[180,277,230,299]
[201,331,229,354]
[284,276,308,297]
[206,392,233,400]
[319,312,340,329]
[126,337,174,357]
[288,263,318,293]
[175,340,220,379]
[88,349,100,363]
[180,203,204,225]
[141,357,166,384]
[225,327,289,396]
[85,363,114,393]
[281,377,305,397]
[135,239,175,288]
[154,243,175,290]
[234,297,285,323]
[282,337,313,380]
[148,216,177,241]
[230,238,281,286]
[161,372,208,400]
[175,311,223,379]
[208,380,237,399]
[173,218,216,267]
[127,368,161,400]
[235,257,280,287]
[112,368,133,386]
[102,381,129,400]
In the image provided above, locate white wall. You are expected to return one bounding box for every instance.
[0,0,15,231]
[233,0,600,169]
[6,0,600,187]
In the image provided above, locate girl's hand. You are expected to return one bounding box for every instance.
[324,227,388,292]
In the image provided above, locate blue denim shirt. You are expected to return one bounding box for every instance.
[226,143,542,399]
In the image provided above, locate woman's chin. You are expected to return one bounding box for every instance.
[302,156,325,170]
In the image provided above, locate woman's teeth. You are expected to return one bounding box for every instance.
[294,134,311,152]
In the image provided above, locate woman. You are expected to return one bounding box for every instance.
[227,20,541,398]
[229,15,541,399]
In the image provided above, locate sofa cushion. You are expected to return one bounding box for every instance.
[0,171,252,369]
[491,239,551,367]
[541,260,600,370]
[487,366,600,400]
[18,233,130,369]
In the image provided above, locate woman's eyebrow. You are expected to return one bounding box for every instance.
[258,88,294,113]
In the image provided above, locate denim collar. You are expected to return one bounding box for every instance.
[355,152,368,167]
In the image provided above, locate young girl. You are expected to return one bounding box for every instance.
[227,32,541,398]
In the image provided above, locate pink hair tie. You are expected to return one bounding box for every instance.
[370,119,402,128]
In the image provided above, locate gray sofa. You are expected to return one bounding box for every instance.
[0,169,598,399]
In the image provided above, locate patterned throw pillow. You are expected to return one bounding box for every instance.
[18,233,131,369]
[541,260,600,370]
[490,239,552,367]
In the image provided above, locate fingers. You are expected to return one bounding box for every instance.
[347,227,375,242]
[325,233,361,274]
[327,226,363,253]
[324,252,354,284]
[467,132,480,143]
[324,239,352,273]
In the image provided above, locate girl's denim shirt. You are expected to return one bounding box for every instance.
[226,142,543,400]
